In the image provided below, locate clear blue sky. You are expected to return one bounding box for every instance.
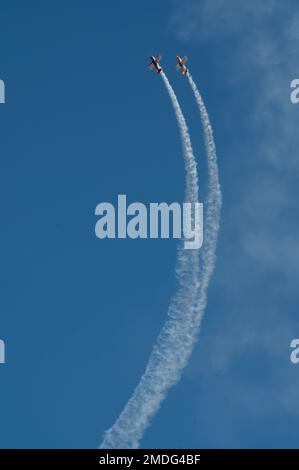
[0,0,299,449]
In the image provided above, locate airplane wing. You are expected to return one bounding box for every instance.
[156,54,162,62]
[182,56,188,64]
[148,63,154,70]
[176,64,181,71]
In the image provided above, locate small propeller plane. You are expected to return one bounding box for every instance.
[148,54,162,74]
[176,55,188,76]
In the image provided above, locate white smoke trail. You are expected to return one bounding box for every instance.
[100,71,201,449]
[187,72,222,331]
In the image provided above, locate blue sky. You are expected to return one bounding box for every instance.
[0,0,299,449]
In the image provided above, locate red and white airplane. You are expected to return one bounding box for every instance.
[176,55,188,76]
[148,54,162,74]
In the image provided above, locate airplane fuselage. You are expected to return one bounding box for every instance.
[176,55,188,76]
[177,56,184,66]
[151,56,162,74]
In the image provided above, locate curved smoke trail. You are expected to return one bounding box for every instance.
[99,71,222,449]
[100,71,200,449]
[187,73,222,334]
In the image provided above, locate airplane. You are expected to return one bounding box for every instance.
[176,55,188,76]
[148,54,162,74]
